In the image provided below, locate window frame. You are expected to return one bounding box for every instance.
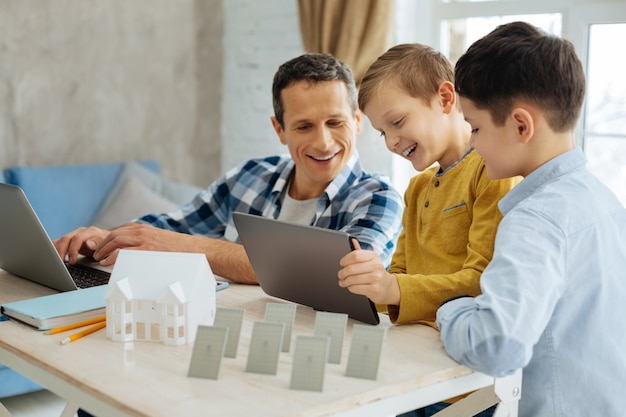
[391,0,626,192]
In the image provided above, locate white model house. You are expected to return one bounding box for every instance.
[105,250,217,345]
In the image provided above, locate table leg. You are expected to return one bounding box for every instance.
[429,369,522,417]
[60,401,79,417]
[492,369,522,417]
[0,401,13,417]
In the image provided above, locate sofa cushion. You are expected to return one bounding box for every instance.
[3,160,159,240]
[93,176,179,229]
[91,161,202,230]
[103,161,202,205]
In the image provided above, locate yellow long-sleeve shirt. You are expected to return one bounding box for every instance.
[387,149,520,324]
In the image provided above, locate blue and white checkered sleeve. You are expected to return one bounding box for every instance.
[336,179,403,268]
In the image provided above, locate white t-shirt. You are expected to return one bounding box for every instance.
[277,191,317,225]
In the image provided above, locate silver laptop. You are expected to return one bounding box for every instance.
[232,212,380,325]
[0,183,112,291]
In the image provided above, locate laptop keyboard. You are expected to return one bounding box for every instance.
[65,262,111,288]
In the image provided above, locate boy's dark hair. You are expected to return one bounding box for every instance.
[454,21,585,133]
[359,43,455,111]
[272,53,358,127]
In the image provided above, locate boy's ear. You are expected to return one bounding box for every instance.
[438,81,456,113]
[511,107,534,144]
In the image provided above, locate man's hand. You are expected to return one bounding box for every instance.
[337,239,401,305]
[54,223,192,266]
[55,223,260,284]
[91,223,199,266]
[54,225,110,264]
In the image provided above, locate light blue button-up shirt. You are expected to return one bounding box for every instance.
[437,148,626,417]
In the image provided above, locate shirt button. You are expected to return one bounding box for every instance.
[435,180,440,187]
[425,201,429,208]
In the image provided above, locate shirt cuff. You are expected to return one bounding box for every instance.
[440,294,473,307]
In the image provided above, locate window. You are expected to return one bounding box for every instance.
[394,0,626,205]
[583,23,626,206]
[441,14,562,62]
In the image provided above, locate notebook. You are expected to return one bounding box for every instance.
[1,285,107,330]
[232,212,380,325]
[0,183,112,292]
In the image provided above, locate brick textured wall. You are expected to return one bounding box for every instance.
[0,0,394,189]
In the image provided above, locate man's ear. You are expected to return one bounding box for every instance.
[511,107,534,144]
[438,81,456,114]
[271,116,288,145]
[354,108,362,135]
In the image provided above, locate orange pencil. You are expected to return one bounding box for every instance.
[59,321,106,345]
[44,315,106,335]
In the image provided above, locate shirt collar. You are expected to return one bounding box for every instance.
[436,148,475,176]
[270,150,362,201]
[499,148,586,215]
[271,156,296,197]
[325,150,362,200]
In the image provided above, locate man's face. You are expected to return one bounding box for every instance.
[271,80,361,200]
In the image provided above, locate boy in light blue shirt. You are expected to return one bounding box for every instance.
[436,21,626,417]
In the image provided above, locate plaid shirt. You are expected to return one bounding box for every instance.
[138,151,403,266]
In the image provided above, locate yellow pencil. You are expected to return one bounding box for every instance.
[60,321,106,345]
[44,315,106,335]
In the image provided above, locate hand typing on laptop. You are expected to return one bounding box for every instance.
[52,53,402,287]
[54,223,253,283]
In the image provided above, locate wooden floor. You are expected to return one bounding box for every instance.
[1,390,70,417]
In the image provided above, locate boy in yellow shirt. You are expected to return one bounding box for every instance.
[338,43,519,325]
[338,41,520,417]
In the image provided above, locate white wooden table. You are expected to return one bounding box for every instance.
[0,270,520,417]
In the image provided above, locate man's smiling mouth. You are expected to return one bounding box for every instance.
[402,144,417,157]
[310,153,337,161]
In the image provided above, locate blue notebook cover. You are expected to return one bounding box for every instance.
[0,285,107,330]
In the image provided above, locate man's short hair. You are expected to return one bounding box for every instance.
[454,21,586,133]
[272,53,358,127]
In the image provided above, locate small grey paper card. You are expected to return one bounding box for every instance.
[290,335,330,391]
[345,325,386,380]
[314,311,348,364]
[187,325,229,380]
[264,302,296,352]
[245,321,285,375]
[214,308,245,358]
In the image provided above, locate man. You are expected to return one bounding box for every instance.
[54,53,403,285]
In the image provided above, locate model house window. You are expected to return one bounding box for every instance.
[394,0,626,206]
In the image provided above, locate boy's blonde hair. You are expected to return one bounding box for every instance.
[359,43,455,111]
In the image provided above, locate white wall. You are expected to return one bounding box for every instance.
[0,1,395,190]
[0,0,223,187]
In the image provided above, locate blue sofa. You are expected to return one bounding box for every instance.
[0,160,202,398]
